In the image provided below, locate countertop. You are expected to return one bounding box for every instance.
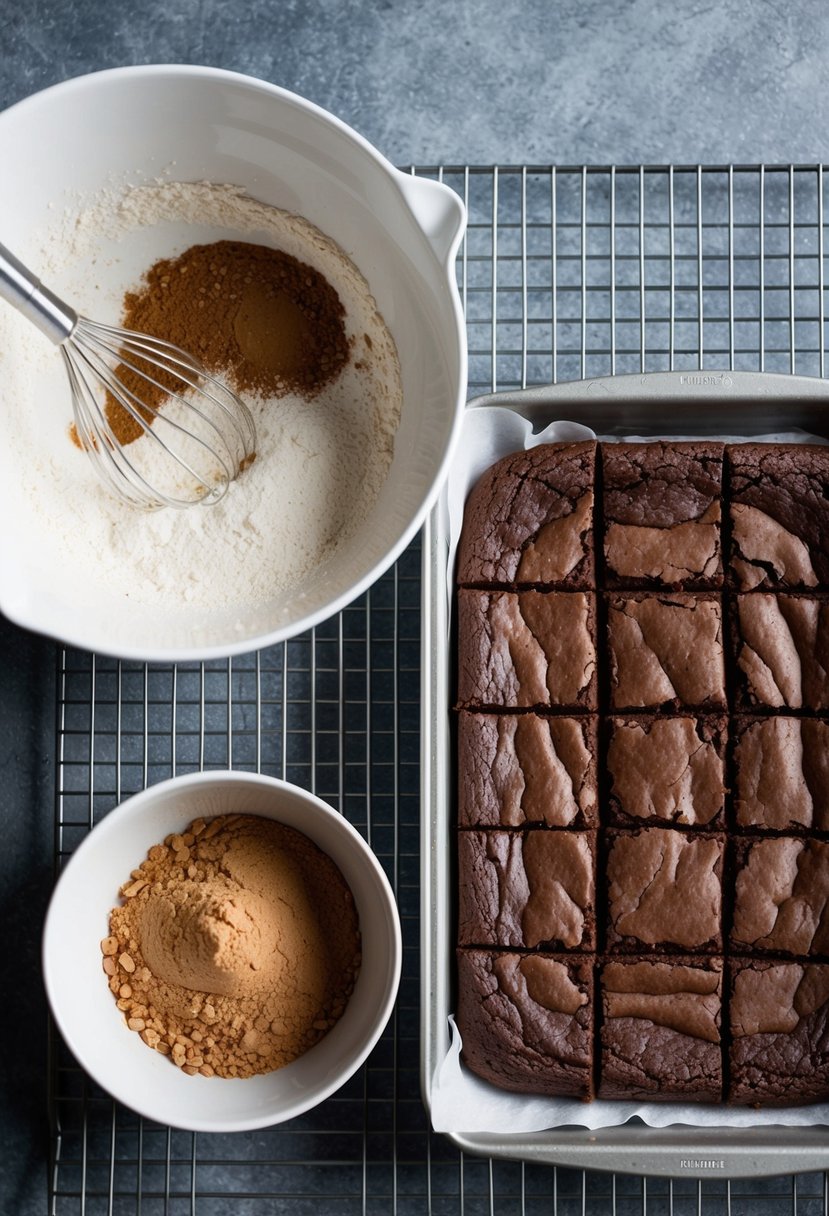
[2,2,829,1212]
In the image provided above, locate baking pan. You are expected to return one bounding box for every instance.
[420,367,829,1178]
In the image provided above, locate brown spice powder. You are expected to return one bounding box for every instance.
[101,813,361,1079]
[95,239,351,446]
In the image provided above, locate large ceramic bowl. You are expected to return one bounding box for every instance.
[0,65,466,659]
[42,771,402,1132]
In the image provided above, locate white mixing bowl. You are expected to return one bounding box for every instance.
[42,771,402,1132]
[0,66,466,659]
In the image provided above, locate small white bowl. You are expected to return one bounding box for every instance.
[42,771,402,1132]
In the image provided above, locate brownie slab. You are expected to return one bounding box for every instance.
[728,443,829,590]
[457,949,594,1098]
[602,440,724,589]
[458,829,596,950]
[731,837,829,957]
[729,960,829,1104]
[733,717,829,831]
[606,593,726,711]
[457,589,597,709]
[605,827,724,952]
[607,716,726,827]
[457,711,598,829]
[732,594,829,711]
[598,957,723,1101]
[457,441,596,589]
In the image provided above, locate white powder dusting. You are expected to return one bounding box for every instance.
[0,182,402,613]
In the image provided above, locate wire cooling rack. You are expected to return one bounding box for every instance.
[50,164,829,1214]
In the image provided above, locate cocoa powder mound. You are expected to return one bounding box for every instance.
[106,238,351,444]
[101,813,361,1079]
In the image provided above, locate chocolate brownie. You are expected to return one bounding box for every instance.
[457,829,596,951]
[731,837,829,957]
[606,593,726,711]
[728,443,829,590]
[733,717,829,831]
[605,827,724,953]
[457,442,596,588]
[457,949,594,1097]
[602,441,724,589]
[457,711,598,829]
[607,716,726,828]
[729,960,829,1104]
[732,594,829,711]
[457,589,597,709]
[598,958,722,1101]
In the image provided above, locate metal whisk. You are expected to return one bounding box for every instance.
[0,242,257,510]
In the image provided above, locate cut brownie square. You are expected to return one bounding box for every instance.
[457,589,597,710]
[598,957,723,1101]
[731,836,829,957]
[607,716,726,828]
[605,827,723,953]
[601,440,724,589]
[728,959,829,1104]
[733,716,829,831]
[732,594,829,711]
[606,593,726,711]
[456,441,596,589]
[457,829,596,951]
[457,949,594,1098]
[457,711,598,829]
[728,443,829,591]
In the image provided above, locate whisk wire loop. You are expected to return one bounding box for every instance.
[0,240,257,511]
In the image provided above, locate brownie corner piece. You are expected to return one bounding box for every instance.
[456,441,597,589]
[457,949,594,1098]
[606,592,726,712]
[605,827,723,953]
[728,442,829,591]
[602,440,724,590]
[607,715,726,828]
[728,959,829,1104]
[457,711,598,829]
[598,956,723,1101]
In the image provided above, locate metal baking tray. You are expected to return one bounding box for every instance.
[420,367,829,1178]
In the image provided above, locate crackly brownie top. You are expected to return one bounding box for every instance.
[598,957,722,1100]
[733,594,829,711]
[457,589,597,709]
[607,716,725,826]
[601,958,722,1042]
[729,443,829,589]
[602,441,723,587]
[607,593,726,710]
[734,717,829,831]
[457,712,597,828]
[606,828,723,951]
[730,960,829,1037]
[457,829,595,950]
[457,442,596,588]
[456,949,593,1097]
[729,960,829,1103]
[732,837,829,956]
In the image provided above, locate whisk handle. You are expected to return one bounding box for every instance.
[0,241,77,344]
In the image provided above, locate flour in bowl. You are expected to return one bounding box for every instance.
[0,182,402,615]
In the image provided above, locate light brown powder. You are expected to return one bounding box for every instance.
[101,813,361,1078]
